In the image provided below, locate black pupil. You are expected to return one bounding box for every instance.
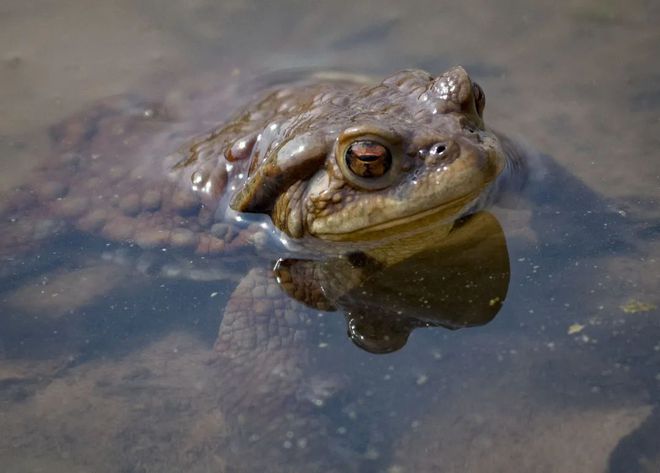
[345,140,392,178]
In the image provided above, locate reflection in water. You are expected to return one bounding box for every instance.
[276,212,510,353]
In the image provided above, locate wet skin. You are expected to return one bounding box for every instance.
[0,66,528,471]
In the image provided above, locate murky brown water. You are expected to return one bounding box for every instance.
[1,1,659,472]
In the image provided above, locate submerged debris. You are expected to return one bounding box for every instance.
[567,323,585,335]
[620,299,657,314]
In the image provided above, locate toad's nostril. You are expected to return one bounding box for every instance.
[430,143,447,156]
[423,140,459,165]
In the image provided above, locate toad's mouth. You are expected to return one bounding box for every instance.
[312,191,479,242]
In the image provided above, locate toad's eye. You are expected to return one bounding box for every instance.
[344,140,392,178]
[472,82,485,116]
[336,126,401,190]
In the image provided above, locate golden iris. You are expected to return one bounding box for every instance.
[344,140,392,178]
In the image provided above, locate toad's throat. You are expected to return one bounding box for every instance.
[311,191,479,242]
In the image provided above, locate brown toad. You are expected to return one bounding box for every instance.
[0,66,526,470]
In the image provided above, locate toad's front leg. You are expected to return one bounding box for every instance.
[211,266,360,472]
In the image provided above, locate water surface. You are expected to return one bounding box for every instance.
[1,1,659,472]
